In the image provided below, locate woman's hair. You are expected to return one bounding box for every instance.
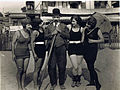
[87,16,97,29]
[21,18,31,28]
[70,15,82,26]
[31,19,43,30]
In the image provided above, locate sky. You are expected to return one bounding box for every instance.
[0,0,40,14]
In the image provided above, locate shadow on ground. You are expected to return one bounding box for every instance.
[24,67,91,89]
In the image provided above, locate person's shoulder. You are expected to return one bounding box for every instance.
[32,30,39,35]
[67,24,71,28]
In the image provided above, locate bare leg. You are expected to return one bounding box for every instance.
[77,55,83,75]
[76,55,83,87]
[70,55,78,75]
[15,59,24,90]
[22,58,29,90]
[70,55,78,87]
[33,58,43,89]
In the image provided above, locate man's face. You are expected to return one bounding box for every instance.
[53,15,60,22]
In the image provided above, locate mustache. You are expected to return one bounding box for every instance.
[28,26,32,29]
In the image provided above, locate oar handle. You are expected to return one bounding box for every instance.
[41,35,57,70]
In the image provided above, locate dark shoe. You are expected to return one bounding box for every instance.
[71,75,77,87]
[60,85,66,90]
[71,81,76,87]
[50,84,56,90]
[86,83,96,86]
[76,75,81,87]
[96,84,101,90]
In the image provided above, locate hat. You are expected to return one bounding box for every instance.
[52,8,61,16]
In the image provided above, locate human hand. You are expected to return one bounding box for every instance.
[88,38,94,43]
[39,22,44,27]
[12,54,16,61]
[52,30,58,35]
[34,54,38,62]
[56,27,61,33]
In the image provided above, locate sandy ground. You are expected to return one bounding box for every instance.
[0,48,120,90]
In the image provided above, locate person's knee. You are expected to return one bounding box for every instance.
[17,67,23,74]
[73,65,78,70]
[34,65,41,72]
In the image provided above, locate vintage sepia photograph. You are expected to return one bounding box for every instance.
[0,0,120,90]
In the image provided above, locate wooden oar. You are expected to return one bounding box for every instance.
[39,35,57,89]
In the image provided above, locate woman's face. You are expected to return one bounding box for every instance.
[26,24,32,31]
[72,18,77,26]
[87,17,96,29]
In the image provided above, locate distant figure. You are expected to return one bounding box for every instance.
[67,15,84,87]
[12,19,32,90]
[44,8,70,90]
[83,16,104,90]
[30,20,46,89]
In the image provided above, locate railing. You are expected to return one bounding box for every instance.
[0,33,12,51]
[98,31,120,50]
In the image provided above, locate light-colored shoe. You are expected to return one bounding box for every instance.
[60,85,66,90]
[71,81,76,87]
[76,81,81,87]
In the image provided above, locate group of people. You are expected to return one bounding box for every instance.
[12,8,104,90]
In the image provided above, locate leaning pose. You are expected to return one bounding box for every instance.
[83,16,104,90]
[31,21,46,89]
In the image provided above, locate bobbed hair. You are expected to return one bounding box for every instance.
[70,15,82,27]
[21,18,31,28]
[87,16,97,29]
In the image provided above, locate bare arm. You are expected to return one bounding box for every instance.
[88,29,104,43]
[12,31,19,61]
[80,27,85,43]
[30,30,39,58]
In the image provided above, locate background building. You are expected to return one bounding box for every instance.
[0,0,120,50]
